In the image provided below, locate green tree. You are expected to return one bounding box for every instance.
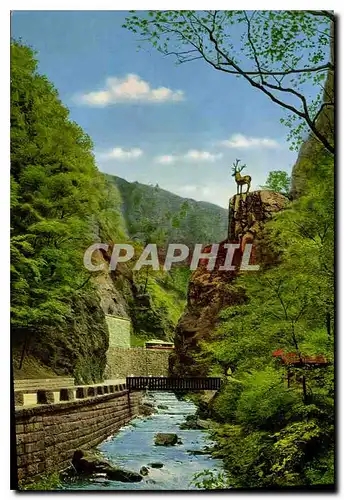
[123,8,334,488]
[10,40,124,375]
[260,170,291,196]
[124,10,334,154]
[194,148,334,487]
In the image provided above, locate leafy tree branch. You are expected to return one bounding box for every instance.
[124,10,334,154]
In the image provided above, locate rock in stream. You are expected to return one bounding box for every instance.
[72,450,143,482]
[154,433,180,446]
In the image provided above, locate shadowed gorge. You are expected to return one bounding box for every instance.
[10,41,229,382]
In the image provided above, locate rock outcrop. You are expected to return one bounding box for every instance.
[179,414,213,430]
[138,402,155,416]
[154,433,181,446]
[229,191,288,251]
[148,462,164,468]
[290,21,334,199]
[71,449,143,482]
[170,190,288,377]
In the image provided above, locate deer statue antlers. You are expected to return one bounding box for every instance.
[231,159,251,195]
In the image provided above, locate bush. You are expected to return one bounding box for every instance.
[210,424,273,488]
[212,379,244,422]
[235,367,300,429]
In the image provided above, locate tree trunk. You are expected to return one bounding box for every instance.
[287,369,291,388]
[302,374,307,403]
[19,332,29,370]
[143,267,149,293]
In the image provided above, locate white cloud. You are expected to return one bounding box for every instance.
[220,134,280,149]
[184,150,223,162]
[77,74,184,106]
[155,155,177,164]
[98,147,143,161]
[155,150,222,164]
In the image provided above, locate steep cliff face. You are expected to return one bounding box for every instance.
[170,190,288,376]
[13,248,180,383]
[228,190,288,251]
[94,246,185,342]
[12,292,110,384]
[93,256,134,320]
[290,23,334,199]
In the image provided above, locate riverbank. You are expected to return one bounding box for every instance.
[61,391,224,490]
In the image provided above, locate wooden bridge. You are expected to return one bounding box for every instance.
[126,376,223,391]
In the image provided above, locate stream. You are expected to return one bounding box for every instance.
[62,391,224,490]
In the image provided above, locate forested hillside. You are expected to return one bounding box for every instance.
[10,40,129,381]
[107,175,228,247]
[125,9,334,489]
[196,148,334,486]
[10,40,215,381]
[181,49,334,493]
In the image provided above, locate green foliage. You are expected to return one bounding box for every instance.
[209,424,273,488]
[270,420,324,485]
[10,40,124,380]
[303,447,335,485]
[130,268,187,341]
[124,10,334,154]
[195,149,334,487]
[20,472,62,490]
[213,368,301,430]
[211,379,244,422]
[191,469,232,490]
[260,170,291,196]
[167,266,192,298]
[235,368,300,429]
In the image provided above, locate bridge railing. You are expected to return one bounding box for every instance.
[126,376,223,391]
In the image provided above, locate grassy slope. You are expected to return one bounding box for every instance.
[129,267,189,345]
[12,354,59,380]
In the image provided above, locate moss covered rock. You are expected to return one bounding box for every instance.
[154,433,179,446]
[71,450,143,482]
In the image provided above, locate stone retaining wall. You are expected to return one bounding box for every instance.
[106,315,131,348]
[14,380,126,407]
[106,347,171,378]
[15,389,142,483]
[14,378,75,392]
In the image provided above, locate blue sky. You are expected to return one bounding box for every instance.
[12,10,300,208]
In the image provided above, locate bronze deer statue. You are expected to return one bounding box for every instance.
[231,159,251,195]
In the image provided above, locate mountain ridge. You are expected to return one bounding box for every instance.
[106,174,229,247]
